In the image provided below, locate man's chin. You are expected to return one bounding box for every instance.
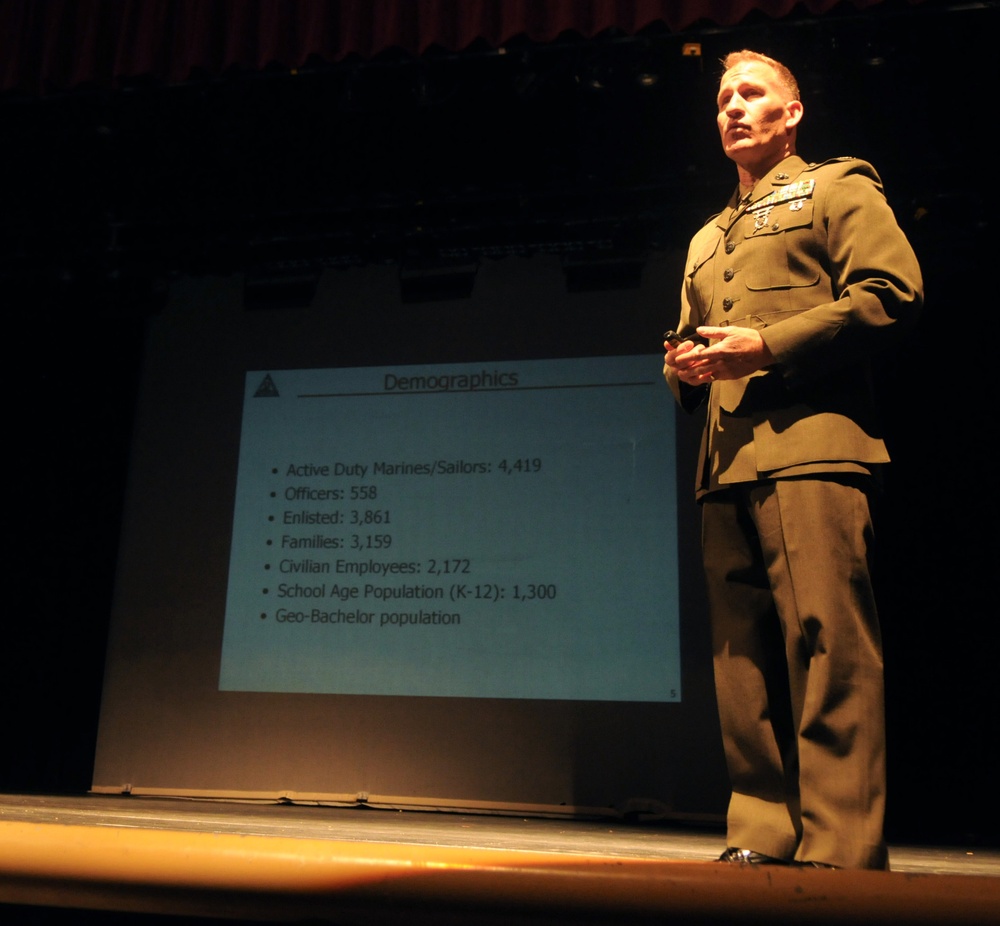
[724,137,754,155]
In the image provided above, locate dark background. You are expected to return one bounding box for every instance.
[3,1,996,847]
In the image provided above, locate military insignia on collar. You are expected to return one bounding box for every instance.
[747,179,816,213]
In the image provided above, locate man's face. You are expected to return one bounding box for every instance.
[716,61,802,171]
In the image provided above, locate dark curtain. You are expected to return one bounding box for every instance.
[1,0,901,95]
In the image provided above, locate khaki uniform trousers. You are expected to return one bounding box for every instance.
[700,476,889,870]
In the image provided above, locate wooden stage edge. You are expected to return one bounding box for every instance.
[1,793,998,926]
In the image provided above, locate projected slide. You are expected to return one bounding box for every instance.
[218,355,681,701]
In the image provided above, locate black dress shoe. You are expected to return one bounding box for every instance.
[717,847,789,865]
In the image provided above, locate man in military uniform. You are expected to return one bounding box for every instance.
[663,50,922,870]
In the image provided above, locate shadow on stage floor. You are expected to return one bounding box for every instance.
[2,792,998,925]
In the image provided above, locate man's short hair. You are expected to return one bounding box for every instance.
[721,50,800,103]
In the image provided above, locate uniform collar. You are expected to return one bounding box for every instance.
[748,155,808,201]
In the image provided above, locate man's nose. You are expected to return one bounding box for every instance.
[725,94,745,115]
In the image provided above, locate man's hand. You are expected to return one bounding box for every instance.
[664,336,713,386]
[664,326,775,384]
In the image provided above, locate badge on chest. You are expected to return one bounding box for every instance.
[746,179,816,234]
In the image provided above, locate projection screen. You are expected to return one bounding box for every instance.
[92,251,728,821]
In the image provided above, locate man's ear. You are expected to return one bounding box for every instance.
[785,99,804,130]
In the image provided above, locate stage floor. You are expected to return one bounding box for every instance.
[2,792,998,925]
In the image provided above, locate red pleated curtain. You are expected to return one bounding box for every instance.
[0,0,902,96]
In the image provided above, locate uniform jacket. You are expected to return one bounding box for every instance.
[664,154,923,496]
